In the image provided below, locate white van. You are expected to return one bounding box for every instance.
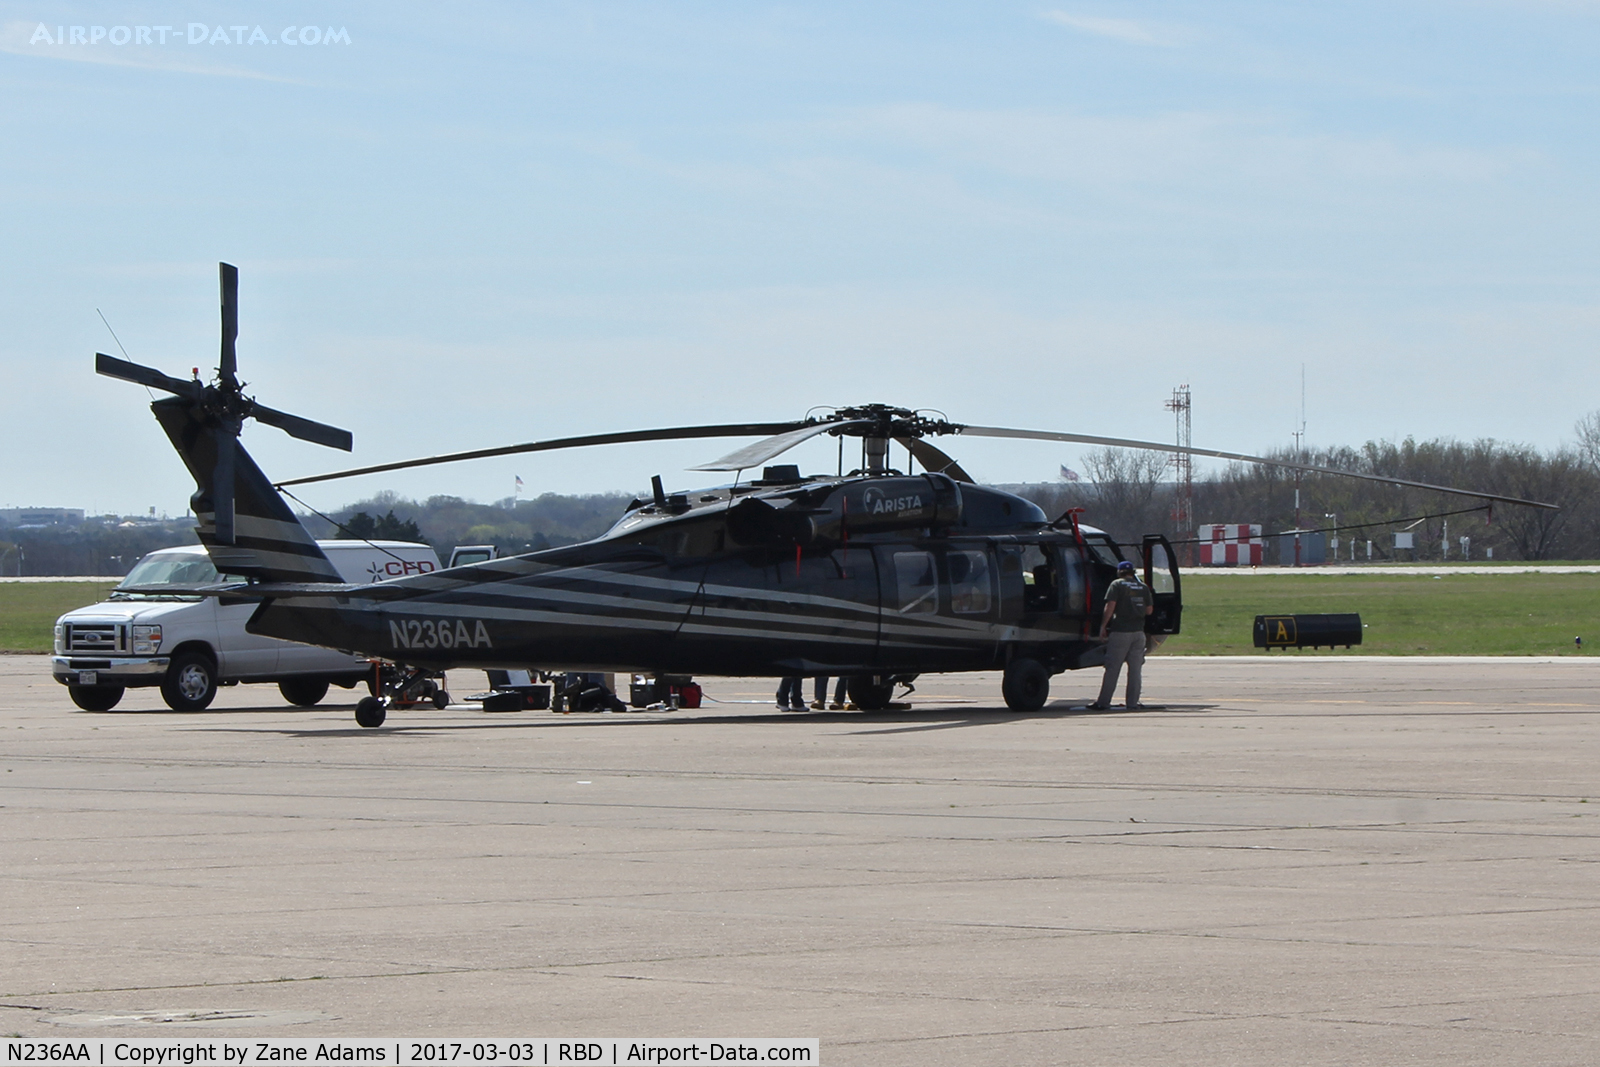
[52,540,442,712]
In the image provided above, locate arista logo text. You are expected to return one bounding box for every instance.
[366,559,436,581]
[862,487,925,515]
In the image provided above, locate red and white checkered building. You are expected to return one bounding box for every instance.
[1197,523,1263,566]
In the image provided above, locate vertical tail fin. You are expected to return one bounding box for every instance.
[152,397,343,583]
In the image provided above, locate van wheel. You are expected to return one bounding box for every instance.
[69,685,124,711]
[279,679,330,707]
[161,652,217,711]
[846,676,895,711]
[1002,657,1050,711]
[354,696,387,728]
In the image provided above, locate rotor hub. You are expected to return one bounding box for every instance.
[820,404,957,441]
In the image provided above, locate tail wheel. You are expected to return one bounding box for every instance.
[68,685,125,711]
[161,651,218,711]
[846,676,895,711]
[354,696,387,728]
[1002,657,1050,711]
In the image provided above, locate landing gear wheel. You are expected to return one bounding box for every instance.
[68,684,125,711]
[354,696,387,728]
[1002,657,1050,711]
[432,690,451,709]
[846,676,895,711]
[278,679,329,707]
[161,651,217,711]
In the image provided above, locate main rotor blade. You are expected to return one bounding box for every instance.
[218,262,238,388]
[95,352,200,398]
[276,421,807,488]
[895,437,973,483]
[955,425,1561,510]
[691,420,873,472]
[253,404,353,452]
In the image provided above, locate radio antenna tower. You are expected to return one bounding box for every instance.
[1165,384,1193,555]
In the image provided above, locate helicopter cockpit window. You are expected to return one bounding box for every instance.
[947,549,991,614]
[893,551,938,615]
[1060,545,1085,614]
[1082,536,1122,569]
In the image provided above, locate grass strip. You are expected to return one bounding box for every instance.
[1170,572,1600,656]
[0,582,120,653]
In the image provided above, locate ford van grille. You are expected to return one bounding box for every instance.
[64,622,126,654]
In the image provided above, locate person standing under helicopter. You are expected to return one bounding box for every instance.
[776,675,805,711]
[1089,559,1153,710]
[811,675,848,710]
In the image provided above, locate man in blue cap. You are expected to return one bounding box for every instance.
[1089,559,1153,710]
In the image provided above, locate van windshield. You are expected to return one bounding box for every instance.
[113,554,239,599]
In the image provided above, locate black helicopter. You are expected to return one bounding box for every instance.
[92,264,1558,726]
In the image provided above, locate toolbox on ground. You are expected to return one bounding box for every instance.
[629,675,701,708]
[482,669,553,710]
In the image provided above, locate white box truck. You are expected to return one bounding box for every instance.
[52,540,442,712]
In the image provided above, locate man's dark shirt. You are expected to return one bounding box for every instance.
[1105,576,1151,633]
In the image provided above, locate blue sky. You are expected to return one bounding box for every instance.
[3,1,1598,515]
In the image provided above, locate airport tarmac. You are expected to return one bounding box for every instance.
[2,653,1598,1065]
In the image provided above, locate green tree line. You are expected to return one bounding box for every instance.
[1018,415,1600,561]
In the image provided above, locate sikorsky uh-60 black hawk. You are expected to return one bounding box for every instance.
[94,264,1558,727]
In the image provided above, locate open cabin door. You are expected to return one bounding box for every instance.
[1142,534,1182,635]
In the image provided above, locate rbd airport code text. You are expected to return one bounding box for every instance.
[3,1042,818,1066]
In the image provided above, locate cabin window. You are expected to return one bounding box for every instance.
[893,551,939,615]
[1020,545,1057,612]
[1147,541,1176,594]
[947,549,991,614]
[652,522,724,560]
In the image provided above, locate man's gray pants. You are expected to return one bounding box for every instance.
[1097,631,1147,707]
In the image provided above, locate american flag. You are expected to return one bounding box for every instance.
[1059,465,1080,482]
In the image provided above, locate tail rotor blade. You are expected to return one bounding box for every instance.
[95,352,200,397]
[218,262,239,387]
[253,404,353,452]
[213,429,235,545]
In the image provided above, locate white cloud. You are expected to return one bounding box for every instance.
[1041,10,1188,47]
[817,102,1530,197]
